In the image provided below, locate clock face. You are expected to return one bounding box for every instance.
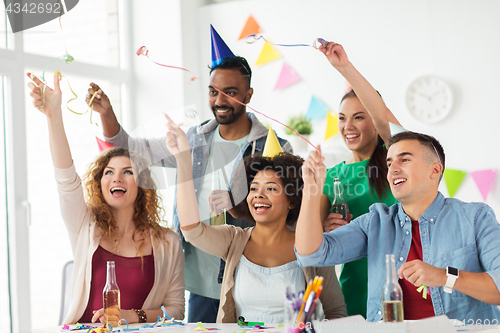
[405,76,453,123]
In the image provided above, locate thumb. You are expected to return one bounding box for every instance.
[316,144,322,158]
[53,71,61,91]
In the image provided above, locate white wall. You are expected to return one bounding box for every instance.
[170,0,499,214]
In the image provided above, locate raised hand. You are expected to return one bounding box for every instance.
[301,145,326,195]
[165,114,190,158]
[318,41,350,68]
[86,82,113,115]
[26,72,62,118]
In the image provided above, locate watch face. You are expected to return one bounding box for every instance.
[448,266,458,276]
[405,76,453,123]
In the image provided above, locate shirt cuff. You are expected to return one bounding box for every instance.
[486,270,500,292]
[294,237,328,268]
[103,125,124,142]
[53,162,77,182]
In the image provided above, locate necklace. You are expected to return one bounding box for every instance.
[114,238,120,256]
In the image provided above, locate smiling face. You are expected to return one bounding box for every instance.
[209,69,253,125]
[246,169,291,225]
[386,139,441,205]
[338,97,378,155]
[100,156,139,213]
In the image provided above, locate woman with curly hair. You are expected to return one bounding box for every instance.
[27,73,185,325]
[166,116,346,323]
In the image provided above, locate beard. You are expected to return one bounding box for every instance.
[212,103,246,125]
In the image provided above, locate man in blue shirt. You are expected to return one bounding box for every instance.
[296,131,500,322]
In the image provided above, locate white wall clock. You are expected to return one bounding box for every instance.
[405,76,453,123]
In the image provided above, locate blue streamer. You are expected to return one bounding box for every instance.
[245,34,326,49]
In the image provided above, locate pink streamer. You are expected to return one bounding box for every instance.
[136,46,197,83]
[211,86,317,150]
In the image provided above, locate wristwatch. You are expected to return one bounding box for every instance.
[444,266,459,293]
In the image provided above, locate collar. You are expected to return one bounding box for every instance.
[419,192,445,224]
[396,192,445,227]
[196,113,268,142]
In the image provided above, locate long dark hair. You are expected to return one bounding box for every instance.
[341,90,390,200]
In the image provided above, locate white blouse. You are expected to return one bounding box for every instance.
[232,255,306,323]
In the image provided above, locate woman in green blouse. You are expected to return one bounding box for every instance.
[318,41,402,318]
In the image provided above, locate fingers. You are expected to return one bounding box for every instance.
[209,190,231,213]
[165,132,178,148]
[89,82,102,96]
[165,113,181,131]
[323,213,348,232]
[324,223,345,232]
[91,309,104,323]
[398,260,419,282]
[27,72,45,89]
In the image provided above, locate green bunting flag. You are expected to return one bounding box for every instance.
[443,169,467,198]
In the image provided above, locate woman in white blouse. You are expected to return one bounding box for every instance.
[165,115,346,323]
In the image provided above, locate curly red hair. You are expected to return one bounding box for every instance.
[83,148,168,254]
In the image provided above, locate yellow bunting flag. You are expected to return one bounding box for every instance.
[324,111,339,141]
[262,126,283,157]
[255,42,281,66]
[443,169,467,198]
[238,15,262,40]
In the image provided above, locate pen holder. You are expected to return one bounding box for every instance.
[284,298,319,333]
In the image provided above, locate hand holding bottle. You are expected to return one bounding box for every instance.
[323,212,353,232]
[330,178,350,225]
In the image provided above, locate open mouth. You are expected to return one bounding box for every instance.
[110,186,127,197]
[345,134,360,142]
[392,178,407,187]
[214,107,233,115]
[253,202,271,214]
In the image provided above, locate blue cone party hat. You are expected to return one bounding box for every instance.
[211,24,235,68]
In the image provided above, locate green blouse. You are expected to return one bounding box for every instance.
[323,159,398,318]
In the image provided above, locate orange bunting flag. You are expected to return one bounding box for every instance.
[238,15,262,40]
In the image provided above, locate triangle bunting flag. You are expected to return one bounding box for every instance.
[443,169,467,198]
[324,111,339,140]
[470,169,497,201]
[274,62,301,90]
[255,42,281,66]
[238,15,262,40]
[305,95,329,120]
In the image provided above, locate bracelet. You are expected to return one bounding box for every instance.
[132,308,147,323]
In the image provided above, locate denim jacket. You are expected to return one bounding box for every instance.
[296,192,500,322]
[105,113,292,286]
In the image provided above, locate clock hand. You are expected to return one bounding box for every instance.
[429,89,443,100]
[418,92,431,101]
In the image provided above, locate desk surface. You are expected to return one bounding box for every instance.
[32,317,500,333]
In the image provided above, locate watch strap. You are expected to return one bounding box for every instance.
[444,266,458,293]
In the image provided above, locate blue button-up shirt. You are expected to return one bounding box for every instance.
[296,192,500,322]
